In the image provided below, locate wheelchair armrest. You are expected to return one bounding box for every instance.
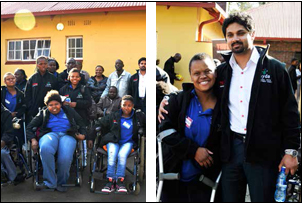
[138,127,145,137]
[32,127,37,132]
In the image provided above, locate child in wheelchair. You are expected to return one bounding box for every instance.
[88,95,145,194]
[1,104,26,186]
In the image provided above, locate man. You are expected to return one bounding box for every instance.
[288,58,299,94]
[217,13,300,202]
[101,59,131,98]
[58,58,86,88]
[76,61,90,83]
[164,53,182,85]
[128,57,146,113]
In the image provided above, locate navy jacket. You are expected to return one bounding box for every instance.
[217,45,301,164]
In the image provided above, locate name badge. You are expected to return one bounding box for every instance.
[185,116,193,129]
[5,99,10,104]
[122,121,131,129]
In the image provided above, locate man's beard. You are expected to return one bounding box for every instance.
[231,42,245,54]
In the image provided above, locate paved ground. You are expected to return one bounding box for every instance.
[1,154,146,202]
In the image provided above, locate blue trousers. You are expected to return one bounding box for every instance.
[106,142,133,180]
[39,132,76,188]
[1,147,17,181]
[221,138,278,202]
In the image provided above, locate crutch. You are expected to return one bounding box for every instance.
[156,129,179,202]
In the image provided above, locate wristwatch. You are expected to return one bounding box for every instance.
[285,149,298,158]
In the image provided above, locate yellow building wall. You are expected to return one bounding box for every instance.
[1,11,146,85]
[156,6,224,89]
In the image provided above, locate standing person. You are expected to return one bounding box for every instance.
[96,86,121,117]
[1,73,26,145]
[14,69,27,93]
[101,59,131,98]
[87,65,108,103]
[288,58,299,94]
[47,58,60,78]
[25,56,58,121]
[58,58,86,89]
[128,57,146,113]
[164,53,182,85]
[218,13,300,202]
[159,53,221,202]
[76,61,90,83]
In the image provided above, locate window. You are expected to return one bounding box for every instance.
[7,39,51,61]
[67,37,83,59]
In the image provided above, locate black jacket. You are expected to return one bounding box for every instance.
[288,65,298,91]
[1,86,26,118]
[16,79,27,93]
[217,45,301,164]
[1,104,14,144]
[159,83,222,181]
[128,70,146,111]
[59,83,92,125]
[164,57,177,85]
[58,69,86,89]
[26,105,87,141]
[25,70,58,118]
[92,110,146,150]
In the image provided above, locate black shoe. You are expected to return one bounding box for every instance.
[56,185,68,192]
[116,177,127,193]
[13,173,26,185]
[1,171,8,184]
[101,178,115,193]
[36,182,52,191]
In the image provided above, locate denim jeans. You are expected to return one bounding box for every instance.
[1,147,17,181]
[106,142,133,180]
[39,132,76,188]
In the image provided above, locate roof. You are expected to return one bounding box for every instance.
[156,2,227,24]
[1,2,146,19]
[246,2,301,39]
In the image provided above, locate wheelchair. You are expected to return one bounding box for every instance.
[156,129,222,202]
[89,126,145,195]
[29,127,85,191]
[286,149,301,202]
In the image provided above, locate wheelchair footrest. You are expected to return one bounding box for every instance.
[95,191,110,195]
[92,172,104,180]
[62,184,76,187]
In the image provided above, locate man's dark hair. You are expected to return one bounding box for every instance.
[291,58,298,63]
[222,12,255,38]
[189,53,215,73]
[109,86,118,92]
[138,57,146,64]
[122,95,134,104]
[48,58,60,70]
[14,68,27,79]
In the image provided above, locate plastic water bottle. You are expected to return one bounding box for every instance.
[275,166,287,202]
[65,97,71,103]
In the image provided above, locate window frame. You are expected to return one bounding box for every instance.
[66,36,83,60]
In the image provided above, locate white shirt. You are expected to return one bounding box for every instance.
[101,70,131,98]
[229,47,260,134]
[138,71,146,98]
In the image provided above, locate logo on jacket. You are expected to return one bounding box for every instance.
[261,69,272,83]
[219,81,225,88]
[113,120,118,124]
[32,83,38,87]
[45,82,52,88]
[133,79,138,82]
[77,93,83,99]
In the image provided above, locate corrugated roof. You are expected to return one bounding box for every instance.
[1,2,146,18]
[246,2,301,39]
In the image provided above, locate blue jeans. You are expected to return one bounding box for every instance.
[106,142,133,180]
[39,132,76,188]
[1,147,17,181]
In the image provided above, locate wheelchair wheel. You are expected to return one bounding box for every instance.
[127,182,141,196]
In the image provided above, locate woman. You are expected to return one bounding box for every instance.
[158,53,222,202]
[47,58,60,78]
[87,65,108,103]
[88,95,145,194]
[26,90,86,192]
[1,73,26,145]
[14,69,27,93]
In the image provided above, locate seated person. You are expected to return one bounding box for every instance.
[1,104,25,185]
[26,90,86,192]
[96,86,121,117]
[88,95,145,194]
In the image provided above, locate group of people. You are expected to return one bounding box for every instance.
[1,56,146,194]
[158,12,300,202]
